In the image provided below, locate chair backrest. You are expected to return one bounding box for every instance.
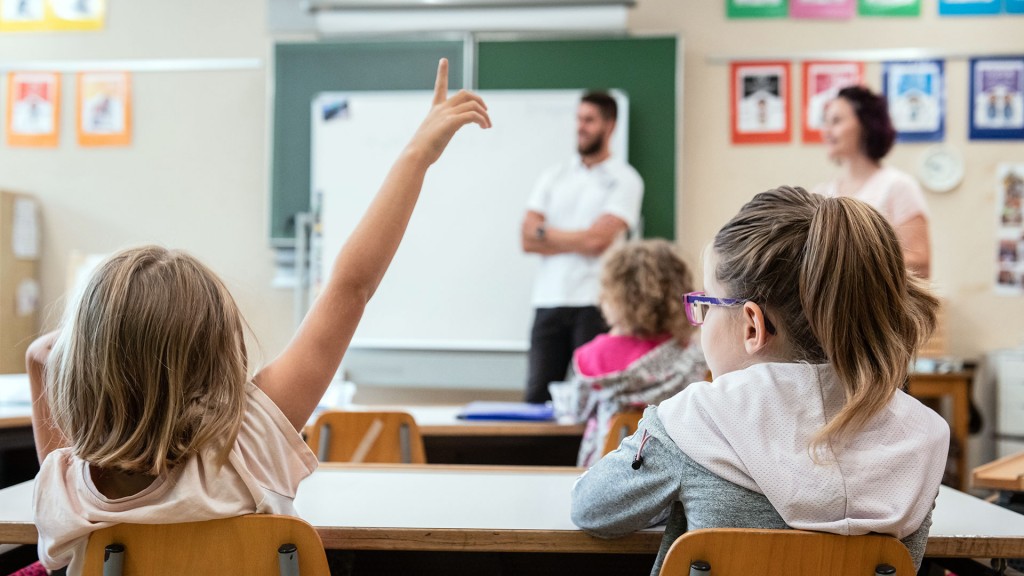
[602,409,645,456]
[82,514,329,576]
[659,528,915,576]
[306,410,427,463]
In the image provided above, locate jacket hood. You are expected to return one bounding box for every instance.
[656,362,948,539]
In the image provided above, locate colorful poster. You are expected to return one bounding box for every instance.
[791,0,855,18]
[996,164,1024,295]
[802,61,864,143]
[938,0,1000,15]
[883,60,945,142]
[76,72,131,147]
[727,0,788,18]
[5,72,60,147]
[858,0,921,16]
[0,0,104,32]
[969,57,1024,140]
[731,61,791,144]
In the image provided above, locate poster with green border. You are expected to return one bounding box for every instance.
[859,0,920,16]
[727,0,788,18]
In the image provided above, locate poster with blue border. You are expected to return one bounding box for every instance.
[938,0,999,14]
[883,60,945,142]
[970,57,1024,140]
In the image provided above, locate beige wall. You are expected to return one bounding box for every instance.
[0,0,296,367]
[628,2,1024,358]
[0,0,1020,375]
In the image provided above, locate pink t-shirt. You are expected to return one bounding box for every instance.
[814,166,928,227]
[33,383,318,575]
[574,333,672,378]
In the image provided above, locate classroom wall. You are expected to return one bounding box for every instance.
[1,0,1021,380]
[627,1,1024,359]
[0,0,297,368]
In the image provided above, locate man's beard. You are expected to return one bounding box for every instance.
[578,132,605,156]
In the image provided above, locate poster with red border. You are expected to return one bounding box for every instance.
[801,61,864,143]
[6,72,60,148]
[76,72,131,147]
[731,61,791,145]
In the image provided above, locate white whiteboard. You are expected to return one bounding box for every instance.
[312,90,628,352]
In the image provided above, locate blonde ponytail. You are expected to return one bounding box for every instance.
[800,197,937,451]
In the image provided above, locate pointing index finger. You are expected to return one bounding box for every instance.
[433,58,448,105]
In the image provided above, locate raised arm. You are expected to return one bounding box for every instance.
[26,331,68,463]
[255,59,491,430]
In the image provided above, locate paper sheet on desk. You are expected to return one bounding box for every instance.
[0,374,31,404]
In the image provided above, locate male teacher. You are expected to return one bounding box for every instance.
[520,91,644,403]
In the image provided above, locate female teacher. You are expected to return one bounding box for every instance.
[815,86,931,278]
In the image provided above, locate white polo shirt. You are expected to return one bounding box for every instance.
[526,156,644,308]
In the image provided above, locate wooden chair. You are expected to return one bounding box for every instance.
[82,514,329,576]
[306,410,427,463]
[659,528,915,576]
[601,409,645,456]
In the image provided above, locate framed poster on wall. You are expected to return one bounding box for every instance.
[802,61,864,143]
[969,57,1024,140]
[791,0,855,18]
[5,72,60,147]
[859,0,920,16]
[731,61,791,144]
[883,60,945,142]
[727,0,788,18]
[77,72,132,147]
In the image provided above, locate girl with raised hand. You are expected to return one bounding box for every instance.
[27,58,489,575]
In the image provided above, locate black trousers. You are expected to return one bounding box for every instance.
[524,306,608,403]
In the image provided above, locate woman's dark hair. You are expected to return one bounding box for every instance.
[836,86,896,162]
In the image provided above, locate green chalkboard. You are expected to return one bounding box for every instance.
[270,36,677,243]
[271,40,464,244]
[477,37,677,239]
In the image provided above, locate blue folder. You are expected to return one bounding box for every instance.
[457,401,555,421]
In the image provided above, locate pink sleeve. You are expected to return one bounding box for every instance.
[236,384,318,498]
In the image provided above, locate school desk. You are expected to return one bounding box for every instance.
[0,371,973,471]
[321,405,585,465]
[908,371,973,491]
[0,372,585,467]
[1,464,1023,561]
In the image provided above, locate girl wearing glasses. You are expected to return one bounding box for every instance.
[566,239,707,467]
[570,186,948,574]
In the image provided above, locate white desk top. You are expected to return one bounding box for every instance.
[3,465,1023,557]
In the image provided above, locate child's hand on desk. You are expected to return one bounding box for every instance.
[406,58,491,167]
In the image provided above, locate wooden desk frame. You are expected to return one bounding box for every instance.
[909,372,971,491]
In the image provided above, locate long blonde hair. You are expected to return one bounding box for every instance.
[713,186,937,452]
[600,239,694,343]
[48,246,249,476]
